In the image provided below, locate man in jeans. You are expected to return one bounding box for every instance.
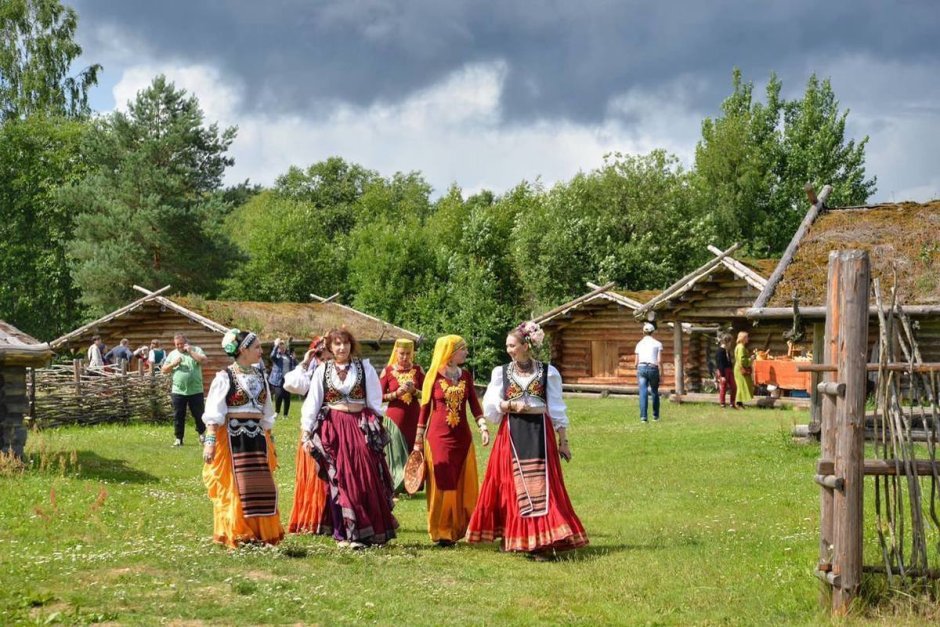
[161,333,208,446]
[634,322,663,422]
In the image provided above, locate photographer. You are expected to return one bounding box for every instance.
[162,332,209,447]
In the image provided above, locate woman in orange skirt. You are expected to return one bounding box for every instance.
[467,321,588,558]
[413,335,489,546]
[202,329,284,548]
[283,336,331,534]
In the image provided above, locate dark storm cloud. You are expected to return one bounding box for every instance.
[71,0,939,123]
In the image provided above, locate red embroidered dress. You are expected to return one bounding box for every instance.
[416,369,484,542]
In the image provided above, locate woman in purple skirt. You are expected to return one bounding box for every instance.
[299,327,397,548]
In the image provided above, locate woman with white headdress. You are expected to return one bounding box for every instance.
[202,328,284,547]
[467,321,588,558]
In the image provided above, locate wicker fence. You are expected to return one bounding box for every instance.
[26,360,173,429]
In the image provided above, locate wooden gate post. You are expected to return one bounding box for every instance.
[831,250,870,614]
[818,253,842,606]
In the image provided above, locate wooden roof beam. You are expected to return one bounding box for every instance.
[752,184,832,310]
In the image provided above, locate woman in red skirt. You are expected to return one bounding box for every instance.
[467,321,588,558]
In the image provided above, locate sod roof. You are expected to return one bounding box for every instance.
[767,200,940,307]
[174,297,420,343]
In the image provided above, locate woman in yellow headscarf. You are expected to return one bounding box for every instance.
[380,339,425,493]
[413,335,489,546]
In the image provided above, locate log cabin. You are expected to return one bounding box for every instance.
[632,244,780,394]
[0,321,53,457]
[48,286,420,393]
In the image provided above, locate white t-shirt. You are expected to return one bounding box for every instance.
[635,335,663,366]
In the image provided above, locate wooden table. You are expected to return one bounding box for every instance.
[752,359,813,394]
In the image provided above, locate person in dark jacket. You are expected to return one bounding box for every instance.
[716,333,737,408]
[268,337,298,418]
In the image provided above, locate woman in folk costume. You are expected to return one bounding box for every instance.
[467,321,588,558]
[299,328,397,547]
[380,339,425,493]
[413,335,489,546]
[284,336,331,534]
[202,329,284,548]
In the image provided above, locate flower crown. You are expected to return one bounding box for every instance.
[222,328,257,357]
[309,336,326,352]
[516,321,545,349]
[222,328,240,356]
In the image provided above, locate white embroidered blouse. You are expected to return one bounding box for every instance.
[203,367,276,430]
[481,362,569,430]
[299,359,383,432]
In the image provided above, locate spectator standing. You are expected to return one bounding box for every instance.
[105,339,134,369]
[86,335,105,371]
[268,338,298,418]
[161,333,209,447]
[716,333,737,408]
[634,322,663,422]
[148,339,166,370]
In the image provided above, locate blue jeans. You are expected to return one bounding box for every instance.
[638,365,660,420]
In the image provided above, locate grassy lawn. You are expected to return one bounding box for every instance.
[0,398,935,625]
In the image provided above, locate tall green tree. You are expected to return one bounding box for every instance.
[0,115,88,338]
[513,151,708,309]
[222,190,346,302]
[62,75,238,314]
[0,0,98,338]
[0,0,100,120]
[694,69,875,256]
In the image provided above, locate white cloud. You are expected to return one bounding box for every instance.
[108,60,708,196]
[104,52,940,203]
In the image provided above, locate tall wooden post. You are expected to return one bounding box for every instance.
[831,250,870,614]
[673,322,685,396]
[818,255,842,606]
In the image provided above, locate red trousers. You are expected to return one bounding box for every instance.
[718,367,737,406]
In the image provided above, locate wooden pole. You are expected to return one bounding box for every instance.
[831,250,870,614]
[818,254,841,607]
[673,322,685,396]
[810,322,825,431]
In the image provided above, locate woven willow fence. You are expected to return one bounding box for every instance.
[870,280,940,584]
[26,361,173,429]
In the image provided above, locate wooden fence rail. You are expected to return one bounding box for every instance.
[26,360,173,429]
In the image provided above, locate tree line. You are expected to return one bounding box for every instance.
[0,0,877,370]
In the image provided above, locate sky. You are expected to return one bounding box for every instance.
[69,0,940,202]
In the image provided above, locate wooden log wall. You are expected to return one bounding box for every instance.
[546,302,708,391]
[0,366,29,457]
[670,276,761,320]
[28,363,173,429]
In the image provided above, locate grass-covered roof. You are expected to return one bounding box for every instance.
[768,200,940,307]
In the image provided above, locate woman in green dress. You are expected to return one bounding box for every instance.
[733,331,754,406]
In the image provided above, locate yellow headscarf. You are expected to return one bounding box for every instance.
[420,335,466,406]
[386,338,416,368]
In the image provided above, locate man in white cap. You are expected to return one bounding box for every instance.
[634,321,663,422]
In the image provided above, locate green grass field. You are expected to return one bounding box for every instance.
[1,398,936,625]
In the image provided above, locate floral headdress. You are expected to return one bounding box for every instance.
[221,328,257,357]
[515,320,545,350]
[309,335,326,353]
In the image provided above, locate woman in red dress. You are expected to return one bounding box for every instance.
[380,339,425,493]
[413,335,490,546]
[467,321,588,558]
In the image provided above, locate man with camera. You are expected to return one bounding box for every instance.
[162,333,209,447]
